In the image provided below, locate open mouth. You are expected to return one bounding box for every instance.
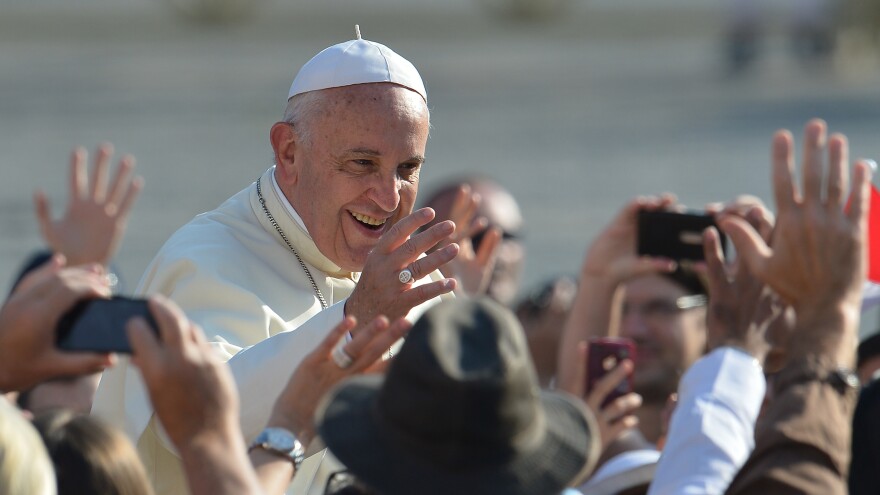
[350,211,387,231]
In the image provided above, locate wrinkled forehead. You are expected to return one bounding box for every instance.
[320,83,429,118]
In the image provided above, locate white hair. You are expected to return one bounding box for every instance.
[282,91,327,148]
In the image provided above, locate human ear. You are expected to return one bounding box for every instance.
[270,122,299,184]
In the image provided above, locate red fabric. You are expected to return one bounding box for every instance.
[869,185,880,283]
[845,183,880,283]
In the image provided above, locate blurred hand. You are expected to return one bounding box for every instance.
[345,208,457,326]
[699,198,783,365]
[35,143,143,266]
[128,296,239,450]
[580,195,679,284]
[267,314,412,447]
[439,184,502,296]
[560,342,642,452]
[0,256,113,392]
[719,119,871,364]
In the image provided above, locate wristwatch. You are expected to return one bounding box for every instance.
[774,358,860,396]
[249,427,305,472]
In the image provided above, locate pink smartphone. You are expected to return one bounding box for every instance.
[586,337,636,407]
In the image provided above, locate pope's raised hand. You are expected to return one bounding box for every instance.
[345,207,458,326]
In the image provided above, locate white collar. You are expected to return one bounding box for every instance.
[271,167,311,238]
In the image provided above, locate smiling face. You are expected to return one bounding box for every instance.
[272,84,430,271]
[620,274,707,398]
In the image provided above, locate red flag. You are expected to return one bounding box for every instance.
[868,184,880,283]
[846,182,880,283]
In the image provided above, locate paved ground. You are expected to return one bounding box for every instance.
[2,0,879,314]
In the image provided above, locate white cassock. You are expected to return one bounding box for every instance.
[92,166,451,494]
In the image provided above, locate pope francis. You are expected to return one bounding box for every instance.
[92,29,458,494]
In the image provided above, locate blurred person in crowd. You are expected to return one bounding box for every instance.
[618,270,707,445]
[125,296,409,495]
[856,326,880,383]
[92,29,465,493]
[649,119,869,494]
[33,409,154,495]
[515,274,578,388]
[556,192,708,446]
[317,297,601,495]
[0,258,114,395]
[9,145,140,416]
[725,0,839,72]
[0,399,56,495]
[420,177,523,305]
[850,377,880,495]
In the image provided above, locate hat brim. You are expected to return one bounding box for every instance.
[317,375,597,495]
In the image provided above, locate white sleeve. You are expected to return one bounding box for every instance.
[647,348,766,495]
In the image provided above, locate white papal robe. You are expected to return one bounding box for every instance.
[92,166,450,494]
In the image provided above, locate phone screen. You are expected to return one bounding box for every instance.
[586,337,636,407]
[56,297,158,353]
[637,210,726,262]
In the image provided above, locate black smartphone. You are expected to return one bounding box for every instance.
[56,296,158,353]
[637,209,726,262]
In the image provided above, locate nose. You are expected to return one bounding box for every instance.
[620,310,650,340]
[369,173,401,212]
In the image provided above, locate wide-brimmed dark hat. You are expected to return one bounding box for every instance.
[317,297,598,495]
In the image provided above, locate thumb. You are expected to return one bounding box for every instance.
[50,351,114,377]
[127,317,162,373]
[718,216,772,279]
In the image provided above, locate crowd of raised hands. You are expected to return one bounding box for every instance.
[1,118,876,495]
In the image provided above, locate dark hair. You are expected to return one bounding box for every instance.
[325,471,379,495]
[33,410,154,495]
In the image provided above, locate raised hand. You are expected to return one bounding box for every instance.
[0,256,113,392]
[266,314,412,446]
[35,144,143,266]
[439,184,502,296]
[719,119,872,365]
[345,207,458,326]
[128,296,238,449]
[560,341,641,452]
[128,296,263,495]
[580,195,680,284]
[699,197,783,365]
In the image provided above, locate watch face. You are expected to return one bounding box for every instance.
[265,427,296,452]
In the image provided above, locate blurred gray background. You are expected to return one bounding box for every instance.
[2,0,880,310]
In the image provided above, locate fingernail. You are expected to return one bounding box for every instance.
[864,159,877,173]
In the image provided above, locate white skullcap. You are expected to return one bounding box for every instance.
[288,25,427,102]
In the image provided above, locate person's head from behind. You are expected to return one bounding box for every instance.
[271,35,430,273]
[318,297,598,495]
[422,178,525,305]
[0,400,56,495]
[33,409,153,495]
[619,270,707,401]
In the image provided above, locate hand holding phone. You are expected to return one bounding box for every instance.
[56,296,158,354]
[637,210,726,262]
[585,337,636,408]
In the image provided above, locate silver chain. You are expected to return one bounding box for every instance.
[256,177,328,310]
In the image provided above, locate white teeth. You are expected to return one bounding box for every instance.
[350,212,386,226]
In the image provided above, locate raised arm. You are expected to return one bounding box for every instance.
[557,196,677,391]
[724,120,869,494]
